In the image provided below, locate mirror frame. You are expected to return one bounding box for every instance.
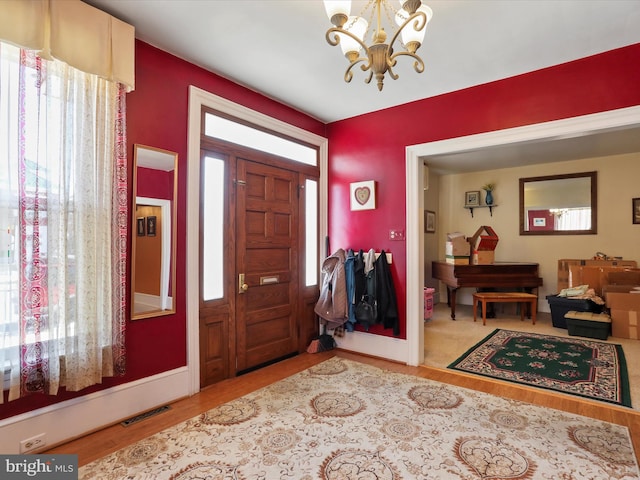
[519,171,597,236]
[131,144,178,320]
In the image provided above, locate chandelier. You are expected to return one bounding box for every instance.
[323,0,433,91]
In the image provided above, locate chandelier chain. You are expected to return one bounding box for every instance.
[382,1,399,32]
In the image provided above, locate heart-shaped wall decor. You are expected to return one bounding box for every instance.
[355,187,370,205]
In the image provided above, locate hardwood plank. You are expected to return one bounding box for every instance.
[45,350,640,467]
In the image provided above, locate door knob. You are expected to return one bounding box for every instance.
[239,273,249,293]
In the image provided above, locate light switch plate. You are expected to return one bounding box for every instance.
[389,229,405,241]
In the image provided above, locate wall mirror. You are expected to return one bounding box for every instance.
[519,171,597,236]
[131,144,178,320]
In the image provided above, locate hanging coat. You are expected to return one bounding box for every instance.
[374,250,400,336]
[345,249,356,332]
[354,249,367,303]
[314,248,349,329]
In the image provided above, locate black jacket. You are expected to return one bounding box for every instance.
[374,250,399,336]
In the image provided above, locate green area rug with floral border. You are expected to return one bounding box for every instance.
[449,328,631,407]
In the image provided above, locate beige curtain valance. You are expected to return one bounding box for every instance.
[0,0,135,91]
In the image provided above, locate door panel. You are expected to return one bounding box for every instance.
[236,159,299,373]
[200,313,229,384]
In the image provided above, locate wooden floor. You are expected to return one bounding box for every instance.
[46,350,640,467]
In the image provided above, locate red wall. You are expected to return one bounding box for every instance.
[137,167,173,201]
[3,40,639,418]
[0,41,326,419]
[123,41,325,381]
[326,43,640,339]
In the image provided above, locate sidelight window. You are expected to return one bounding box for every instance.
[305,179,318,287]
[202,155,226,301]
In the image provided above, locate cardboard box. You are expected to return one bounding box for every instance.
[468,226,498,265]
[603,284,640,307]
[472,251,494,265]
[608,271,640,285]
[607,290,640,339]
[568,265,638,297]
[557,259,637,291]
[445,255,470,265]
[446,232,470,257]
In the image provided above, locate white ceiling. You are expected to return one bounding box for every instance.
[85,0,640,170]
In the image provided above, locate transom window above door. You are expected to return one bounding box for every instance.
[204,112,318,166]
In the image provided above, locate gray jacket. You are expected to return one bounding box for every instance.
[314,248,348,328]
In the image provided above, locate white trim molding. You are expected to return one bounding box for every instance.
[335,331,407,363]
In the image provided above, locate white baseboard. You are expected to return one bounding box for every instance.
[333,330,408,363]
[0,366,190,454]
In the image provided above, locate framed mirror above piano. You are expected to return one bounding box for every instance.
[519,171,597,236]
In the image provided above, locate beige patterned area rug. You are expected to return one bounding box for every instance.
[80,358,640,479]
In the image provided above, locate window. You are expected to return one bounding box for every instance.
[305,179,318,287]
[0,42,127,402]
[555,207,592,231]
[202,155,226,300]
[204,112,318,166]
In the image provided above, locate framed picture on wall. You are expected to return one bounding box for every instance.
[137,217,146,236]
[465,191,480,207]
[633,198,640,224]
[147,216,157,236]
[350,180,376,211]
[425,210,436,233]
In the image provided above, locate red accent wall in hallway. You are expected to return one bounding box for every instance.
[326,43,640,339]
[0,40,326,419]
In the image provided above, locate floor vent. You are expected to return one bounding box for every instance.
[121,405,171,427]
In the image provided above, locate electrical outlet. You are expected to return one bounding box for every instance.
[389,229,405,241]
[20,433,47,453]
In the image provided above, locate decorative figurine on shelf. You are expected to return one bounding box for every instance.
[482,183,495,205]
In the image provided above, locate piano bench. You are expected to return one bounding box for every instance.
[472,292,538,326]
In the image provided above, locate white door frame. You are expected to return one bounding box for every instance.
[186,86,328,395]
[404,105,640,366]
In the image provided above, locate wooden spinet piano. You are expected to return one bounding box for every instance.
[432,261,543,319]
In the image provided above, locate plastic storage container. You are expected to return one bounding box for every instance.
[546,294,603,329]
[424,287,435,320]
[564,311,611,340]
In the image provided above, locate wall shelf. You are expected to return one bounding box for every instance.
[464,205,497,218]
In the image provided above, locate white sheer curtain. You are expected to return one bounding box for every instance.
[555,207,592,231]
[0,41,127,403]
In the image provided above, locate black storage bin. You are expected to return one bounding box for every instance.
[546,295,603,329]
[565,312,611,340]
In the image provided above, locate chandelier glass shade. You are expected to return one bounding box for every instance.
[323,0,433,90]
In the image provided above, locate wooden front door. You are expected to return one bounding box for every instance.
[199,144,317,388]
[235,158,299,373]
